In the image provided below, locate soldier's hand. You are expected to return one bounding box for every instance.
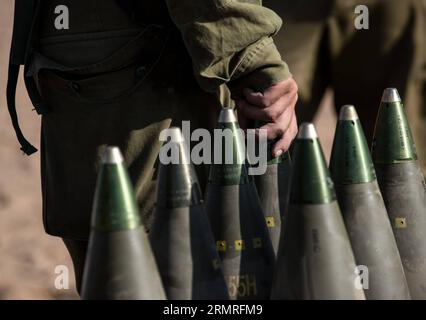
[235,78,299,157]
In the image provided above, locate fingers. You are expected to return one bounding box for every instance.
[253,106,297,156]
[237,109,252,131]
[234,77,299,156]
[272,114,298,156]
[237,89,298,122]
[257,105,294,140]
[243,77,298,108]
[235,98,266,121]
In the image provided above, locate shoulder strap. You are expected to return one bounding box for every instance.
[6,0,43,155]
[7,63,37,155]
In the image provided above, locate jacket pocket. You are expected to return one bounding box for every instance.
[35,24,171,105]
[49,61,158,104]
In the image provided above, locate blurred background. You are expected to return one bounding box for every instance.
[2,0,424,299]
[0,1,77,299]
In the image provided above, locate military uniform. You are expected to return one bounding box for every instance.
[7,0,291,290]
[265,0,426,172]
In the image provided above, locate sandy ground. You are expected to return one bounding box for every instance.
[0,1,77,299]
[0,1,336,299]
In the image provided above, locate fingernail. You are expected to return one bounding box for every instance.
[274,149,283,157]
[244,88,262,96]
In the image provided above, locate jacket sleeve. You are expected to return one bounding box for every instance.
[166,0,292,93]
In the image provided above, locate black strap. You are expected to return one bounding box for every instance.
[9,0,38,65]
[24,63,49,115]
[6,0,40,155]
[6,64,37,155]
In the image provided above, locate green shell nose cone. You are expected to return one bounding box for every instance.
[156,127,203,208]
[209,108,251,185]
[330,105,376,184]
[91,146,140,231]
[291,123,336,204]
[372,88,417,163]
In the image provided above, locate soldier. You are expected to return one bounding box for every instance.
[264,0,426,172]
[6,0,298,294]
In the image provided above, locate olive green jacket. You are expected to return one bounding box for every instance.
[8,0,290,155]
[167,0,292,94]
[7,0,292,239]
